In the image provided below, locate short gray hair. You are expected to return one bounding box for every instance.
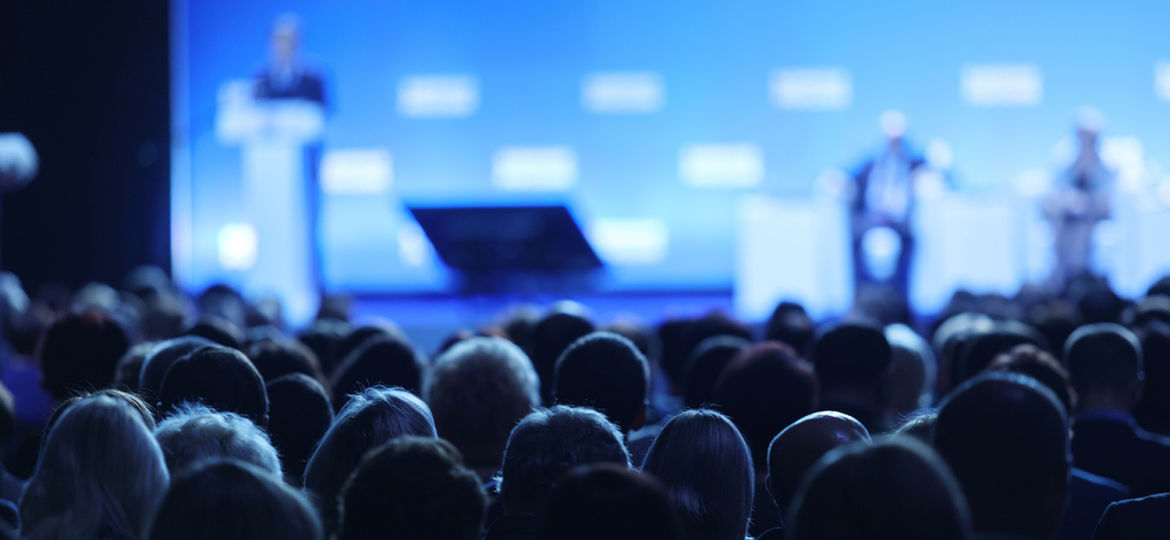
[154,403,281,476]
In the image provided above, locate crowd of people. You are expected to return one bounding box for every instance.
[0,266,1168,539]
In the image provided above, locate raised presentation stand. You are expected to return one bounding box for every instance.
[407,204,604,294]
[217,93,323,325]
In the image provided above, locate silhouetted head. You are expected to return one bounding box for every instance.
[114,342,154,391]
[642,409,754,540]
[1135,321,1170,434]
[765,411,871,517]
[247,338,324,384]
[787,437,972,540]
[883,324,936,419]
[554,332,649,434]
[987,344,1076,414]
[339,437,486,540]
[184,314,244,351]
[810,323,891,428]
[154,404,280,477]
[499,406,629,516]
[331,335,424,408]
[681,335,749,409]
[38,309,131,401]
[540,464,682,540]
[934,373,1070,538]
[1063,323,1143,412]
[138,336,218,403]
[713,341,818,472]
[265,373,333,485]
[156,345,269,427]
[296,318,351,376]
[530,308,595,404]
[766,301,815,355]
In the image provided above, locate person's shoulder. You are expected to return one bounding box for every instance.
[755,526,784,540]
[1098,493,1170,537]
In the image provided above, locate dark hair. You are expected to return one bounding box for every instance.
[713,341,818,471]
[339,437,486,540]
[1135,321,1170,435]
[1064,323,1143,396]
[303,386,437,533]
[21,395,169,540]
[424,337,539,472]
[37,309,131,400]
[331,336,424,407]
[641,409,754,540]
[296,318,351,376]
[766,301,815,355]
[248,338,324,384]
[554,332,649,433]
[682,335,749,409]
[146,459,321,540]
[894,411,937,443]
[266,373,334,484]
[499,406,629,514]
[666,314,753,389]
[138,336,218,402]
[787,437,972,540]
[933,373,1070,538]
[114,342,155,390]
[952,326,1042,386]
[530,310,596,404]
[540,464,682,540]
[184,314,244,351]
[153,404,281,476]
[333,323,405,377]
[156,345,269,426]
[987,344,1076,413]
[765,411,870,515]
[46,388,156,436]
[809,322,891,390]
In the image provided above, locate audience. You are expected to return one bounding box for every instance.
[529,306,595,404]
[540,464,682,540]
[331,334,424,406]
[37,309,130,401]
[680,335,748,409]
[153,403,282,476]
[553,331,649,434]
[155,344,269,426]
[808,322,892,431]
[265,373,334,484]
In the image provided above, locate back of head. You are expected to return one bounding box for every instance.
[641,409,754,540]
[531,309,595,404]
[114,342,155,391]
[765,411,870,516]
[952,326,1041,387]
[787,437,972,540]
[554,332,649,434]
[303,386,437,533]
[37,309,131,400]
[184,314,245,351]
[987,344,1076,414]
[157,345,269,426]
[1136,321,1170,434]
[883,324,936,417]
[540,464,682,540]
[713,342,818,471]
[339,437,486,540]
[248,338,323,383]
[266,373,334,484]
[682,335,748,409]
[297,318,351,376]
[766,301,815,355]
[147,459,321,540]
[1063,323,1143,402]
[670,313,753,389]
[21,395,169,540]
[45,388,157,437]
[499,405,630,515]
[810,322,891,392]
[424,337,539,474]
[933,373,1070,538]
[138,335,218,402]
[331,335,424,407]
[154,404,281,476]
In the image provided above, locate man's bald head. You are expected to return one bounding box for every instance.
[766,411,871,515]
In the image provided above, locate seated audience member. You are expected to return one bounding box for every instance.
[334,323,406,370]
[540,464,682,540]
[296,318,352,376]
[987,344,1077,413]
[184,314,245,351]
[883,323,936,423]
[1134,321,1170,436]
[786,437,973,540]
[156,345,269,427]
[894,411,936,442]
[114,342,154,390]
[1064,323,1170,496]
[45,388,156,435]
[951,324,1043,388]
[765,301,815,356]
[809,322,892,431]
[681,335,749,410]
[529,306,595,405]
[0,382,20,510]
[147,459,321,540]
[248,338,325,385]
[38,309,131,402]
[20,395,169,540]
[554,332,649,435]
[490,405,630,540]
[137,335,218,403]
[711,341,818,536]
[604,321,654,361]
[303,386,437,533]
[424,337,539,481]
[931,312,995,396]
[759,411,871,539]
[195,283,247,330]
[670,313,754,393]
[331,335,424,406]
[266,373,334,484]
[934,373,1071,540]
[641,409,753,540]
[338,437,486,540]
[153,403,282,476]
[1093,492,1170,539]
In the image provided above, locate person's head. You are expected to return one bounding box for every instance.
[424,337,539,475]
[138,335,218,404]
[540,464,682,540]
[114,341,154,390]
[499,405,629,516]
[1135,321,1170,434]
[154,403,281,476]
[765,301,815,355]
[987,344,1076,414]
[270,13,303,68]
[786,437,972,540]
[303,386,437,532]
[147,459,321,540]
[641,409,754,540]
[765,411,871,517]
[331,335,424,407]
[297,318,351,376]
[712,341,818,472]
[810,322,891,405]
[21,395,169,540]
[1063,323,1143,412]
[530,309,595,404]
[45,388,156,438]
[339,437,486,540]
[933,373,1070,538]
[37,309,131,400]
[248,338,324,384]
[681,335,749,409]
[184,314,244,351]
[554,332,649,434]
[667,313,754,391]
[952,326,1042,387]
[894,411,937,443]
[266,373,333,484]
[883,324,936,418]
[157,345,269,426]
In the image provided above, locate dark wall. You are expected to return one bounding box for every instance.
[0,0,170,292]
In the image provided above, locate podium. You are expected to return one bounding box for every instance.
[217,86,323,326]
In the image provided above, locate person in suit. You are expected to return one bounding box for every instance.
[1043,109,1112,291]
[1065,323,1170,496]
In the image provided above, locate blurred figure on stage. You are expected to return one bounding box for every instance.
[848,110,926,310]
[1043,108,1113,292]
